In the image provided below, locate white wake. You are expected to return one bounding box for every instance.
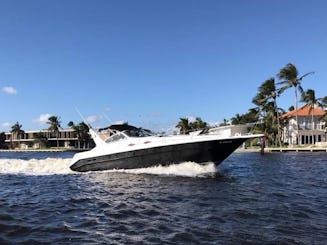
[0,158,218,177]
[0,158,74,175]
[107,162,218,177]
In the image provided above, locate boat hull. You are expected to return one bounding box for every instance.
[70,137,248,172]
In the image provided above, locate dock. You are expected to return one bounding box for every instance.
[265,147,327,153]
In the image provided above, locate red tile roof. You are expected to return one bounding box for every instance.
[281,104,326,118]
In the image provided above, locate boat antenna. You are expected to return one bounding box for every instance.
[75,107,92,128]
[102,113,113,124]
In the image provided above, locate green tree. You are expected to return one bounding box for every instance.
[176,118,191,134]
[79,122,91,148]
[219,118,229,126]
[231,113,243,125]
[10,122,25,149]
[68,121,91,149]
[47,116,61,147]
[262,102,281,146]
[34,132,49,148]
[231,109,259,125]
[244,108,260,123]
[277,63,314,144]
[189,117,207,131]
[0,132,6,149]
[176,117,208,134]
[288,106,295,111]
[301,89,327,143]
[68,121,81,148]
[253,78,282,146]
[321,112,327,126]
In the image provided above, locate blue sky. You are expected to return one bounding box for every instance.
[1,0,327,132]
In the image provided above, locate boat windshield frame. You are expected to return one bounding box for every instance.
[122,128,155,137]
[104,132,129,143]
[102,126,155,143]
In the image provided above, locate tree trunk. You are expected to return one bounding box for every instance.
[274,99,282,147]
[295,87,300,145]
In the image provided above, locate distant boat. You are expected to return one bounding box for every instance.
[70,123,263,172]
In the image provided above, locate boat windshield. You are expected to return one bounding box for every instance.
[123,128,155,137]
[105,132,128,143]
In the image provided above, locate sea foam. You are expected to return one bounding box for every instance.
[0,158,217,177]
[107,161,218,177]
[0,158,74,175]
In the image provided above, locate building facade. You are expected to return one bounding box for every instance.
[281,105,327,145]
[4,128,90,149]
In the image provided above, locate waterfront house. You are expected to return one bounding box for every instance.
[4,128,93,149]
[281,104,327,145]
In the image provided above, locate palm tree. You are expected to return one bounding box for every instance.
[253,78,282,146]
[301,89,327,144]
[176,118,190,134]
[277,63,314,144]
[0,132,6,149]
[219,118,229,126]
[47,116,61,147]
[68,121,80,148]
[79,122,91,149]
[231,109,259,126]
[231,113,243,125]
[34,132,48,149]
[321,111,327,128]
[68,121,90,149]
[10,122,25,149]
[189,117,207,131]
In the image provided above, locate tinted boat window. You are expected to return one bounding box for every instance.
[105,133,127,143]
[124,129,154,137]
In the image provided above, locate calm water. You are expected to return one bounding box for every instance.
[0,151,326,244]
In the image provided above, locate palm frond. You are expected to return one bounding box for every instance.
[276,79,291,85]
[298,71,314,81]
[278,84,292,94]
[320,96,327,106]
[277,63,298,81]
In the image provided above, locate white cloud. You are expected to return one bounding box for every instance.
[2,86,18,95]
[1,122,11,128]
[86,115,98,123]
[33,113,52,125]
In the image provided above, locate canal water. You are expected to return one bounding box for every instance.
[0,151,326,244]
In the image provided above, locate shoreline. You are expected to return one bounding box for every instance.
[1,147,327,154]
[264,147,327,152]
[236,147,327,153]
[0,148,87,153]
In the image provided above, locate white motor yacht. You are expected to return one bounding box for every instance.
[70,123,263,172]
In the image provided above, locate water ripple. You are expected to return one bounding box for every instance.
[0,152,327,244]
